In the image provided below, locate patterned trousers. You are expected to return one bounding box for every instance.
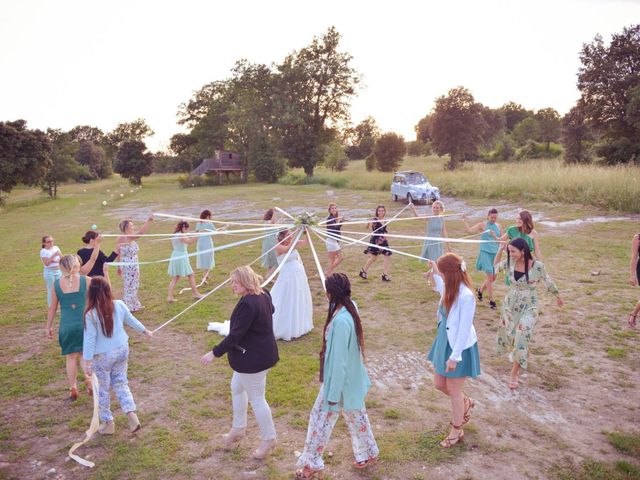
[93,344,137,422]
[296,385,379,471]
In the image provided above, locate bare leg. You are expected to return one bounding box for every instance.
[510,362,521,388]
[486,274,496,301]
[66,352,80,390]
[326,252,337,276]
[167,276,179,301]
[363,255,377,273]
[200,269,210,285]
[382,255,391,276]
[433,373,449,395]
[189,275,202,298]
[441,377,466,445]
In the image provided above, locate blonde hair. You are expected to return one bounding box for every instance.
[231,266,264,296]
[432,200,445,212]
[59,254,81,278]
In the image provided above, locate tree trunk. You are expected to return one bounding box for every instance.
[446,153,458,170]
[304,165,314,177]
[53,182,57,198]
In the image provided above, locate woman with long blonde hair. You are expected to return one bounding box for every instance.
[425,253,481,448]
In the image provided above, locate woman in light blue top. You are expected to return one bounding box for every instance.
[425,253,480,449]
[295,273,378,479]
[412,200,450,262]
[261,208,279,277]
[463,208,502,309]
[195,210,216,285]
[83,276,152,435]
[167,221,203,302]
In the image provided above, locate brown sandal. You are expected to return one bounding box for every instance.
[462,396,475,425]
[295,466,324,479]
[440,423,464,448]
[629,314,637,328]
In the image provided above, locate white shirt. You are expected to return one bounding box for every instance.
[432,273,478,362]
[41,247,61,270]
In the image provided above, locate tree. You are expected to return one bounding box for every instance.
[68,125,105,144]
[114,140,154,185]
[345,116,380,159]
[512,117,540,146]
[415,115,432,143]
[372,132,406,172]
[561,103,595,164]
[499,102,533,132]
[323,139,348,171]
[276,26,360,176]
[105,119,155,160]
[578,24,640,164]
[535,108,561,151]
[75,141,110,179]
[0,120,51,202]
[42,129,89,197]
[428,87,492,170]
[248,137,286,183]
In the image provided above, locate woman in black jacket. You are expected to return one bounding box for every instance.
[200,266,279,460]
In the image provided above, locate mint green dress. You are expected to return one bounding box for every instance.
[421,216,445,262]
[195,222,215,270]
[476,222,500,274]
[54,276,87,355]
[168,235,194,277]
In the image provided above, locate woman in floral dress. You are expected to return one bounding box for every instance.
[117,216,153,312]
[494,237,564,390]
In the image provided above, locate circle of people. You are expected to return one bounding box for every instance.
[40,202,639,478]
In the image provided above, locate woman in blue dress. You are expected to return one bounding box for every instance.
[425,253,480,448]
[463,208,502,309]
[261,208,279,277]
[167,221,203,302]
[412,200,450,262]
[196,210,216,286]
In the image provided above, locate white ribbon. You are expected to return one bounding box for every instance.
[305,227,327,291]
[68,373,100,467]
[261,228,303,287]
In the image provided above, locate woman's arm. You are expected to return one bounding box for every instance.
[531,230,543,260]
[630,234,639,286]
[82,311,98,363]
[212,300,254,357]
[79,238,102,275]
[324,319,351,404]
[137,215,154,236]
[449,294,476,363]
[180,236,198,245]
[462,214,484,234]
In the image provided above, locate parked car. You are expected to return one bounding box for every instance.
[390,171,440,205]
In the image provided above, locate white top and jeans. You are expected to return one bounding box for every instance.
[41,246,62,306]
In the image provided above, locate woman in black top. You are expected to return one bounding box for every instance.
[200,266,279,460]
[628,232,640,327]
[359,205,392,282]
[77,230,120,282]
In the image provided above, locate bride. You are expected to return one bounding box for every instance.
[271,228,314,341]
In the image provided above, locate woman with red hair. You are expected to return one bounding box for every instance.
[425,253,481,448]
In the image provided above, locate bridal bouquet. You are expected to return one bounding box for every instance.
[295,212,318,227]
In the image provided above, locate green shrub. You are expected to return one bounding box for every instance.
[517,141,562,160]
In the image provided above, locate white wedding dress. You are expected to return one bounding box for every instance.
[271,249,313,341]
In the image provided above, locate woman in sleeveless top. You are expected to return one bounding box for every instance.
[463,208,502,309]
[325,203,346,276]
[46,255,93,400]
[116,216,154,312]
[360,206,392,282]
[628,233,640,327]
[411,200,450,262]
[195,210,216,286]
[167,221,203,302]
[261,208,279,277]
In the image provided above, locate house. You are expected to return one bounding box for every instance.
[191,150,245,180]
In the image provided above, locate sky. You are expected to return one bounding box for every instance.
[1,0,639,152]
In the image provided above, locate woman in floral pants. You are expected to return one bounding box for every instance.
[494,238,564,390]
[295,273,378,479]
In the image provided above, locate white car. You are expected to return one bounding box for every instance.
[391,171,440,205]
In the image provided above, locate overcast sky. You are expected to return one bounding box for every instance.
[1,0,638,151]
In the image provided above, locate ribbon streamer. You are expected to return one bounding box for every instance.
[334,228,498,244]
[305,227,326,291]
[68,373,100,467]
[261,228,303,287]
[153,212,281,228]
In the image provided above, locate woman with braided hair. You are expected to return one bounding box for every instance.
[295,273,378,479]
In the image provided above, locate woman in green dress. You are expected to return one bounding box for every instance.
[261,208,279,277]
[46,254,94,400]
[167,221,203,302]
[494,238,564,390]
[463,208,502,309]
[411,200,450,262]
[195,210,216,286]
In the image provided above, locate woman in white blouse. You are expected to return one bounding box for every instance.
[41,235,62,306]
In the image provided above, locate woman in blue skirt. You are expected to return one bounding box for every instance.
[167,221,203,302]
[425,253,480,448]
[463,208,502,309]
[195,210,216,286]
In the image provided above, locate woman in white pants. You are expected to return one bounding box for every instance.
[200,266,279,459]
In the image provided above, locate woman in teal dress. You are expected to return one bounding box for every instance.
[167,221,203,302]
[412,200,450,262]
[494,238,564,390]
[463,208,502,309]
[261,208,278,277]
[196,210,216,286]
[425,253,480,449]
[46,255,93,400]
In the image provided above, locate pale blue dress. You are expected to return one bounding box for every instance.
[196,222,215,270]
[420,216,445,262]
[168,234,193,277]
[475,222,500,274]
[261,222,278,269]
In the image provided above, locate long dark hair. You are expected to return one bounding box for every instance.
[319,274,364,381]
[508,237,533,282]
[263,208,275,221]
[174,221,189,233]
[518,210,534,234]
[200,210,212,220]
[84,276,115,338]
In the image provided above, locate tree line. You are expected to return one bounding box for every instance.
[1,24,637,201]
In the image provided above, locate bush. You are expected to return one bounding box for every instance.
[249,139,286,183]
[406,140,432,157]
[516,141,562,160]
[365,153,376,172]
[373,132,406,172]
[154,154,192,173]
[178,173,243,188]
[322,140,348,171]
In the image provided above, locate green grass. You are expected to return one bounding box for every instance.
[607,431,640,458]
[281,155,640,212]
